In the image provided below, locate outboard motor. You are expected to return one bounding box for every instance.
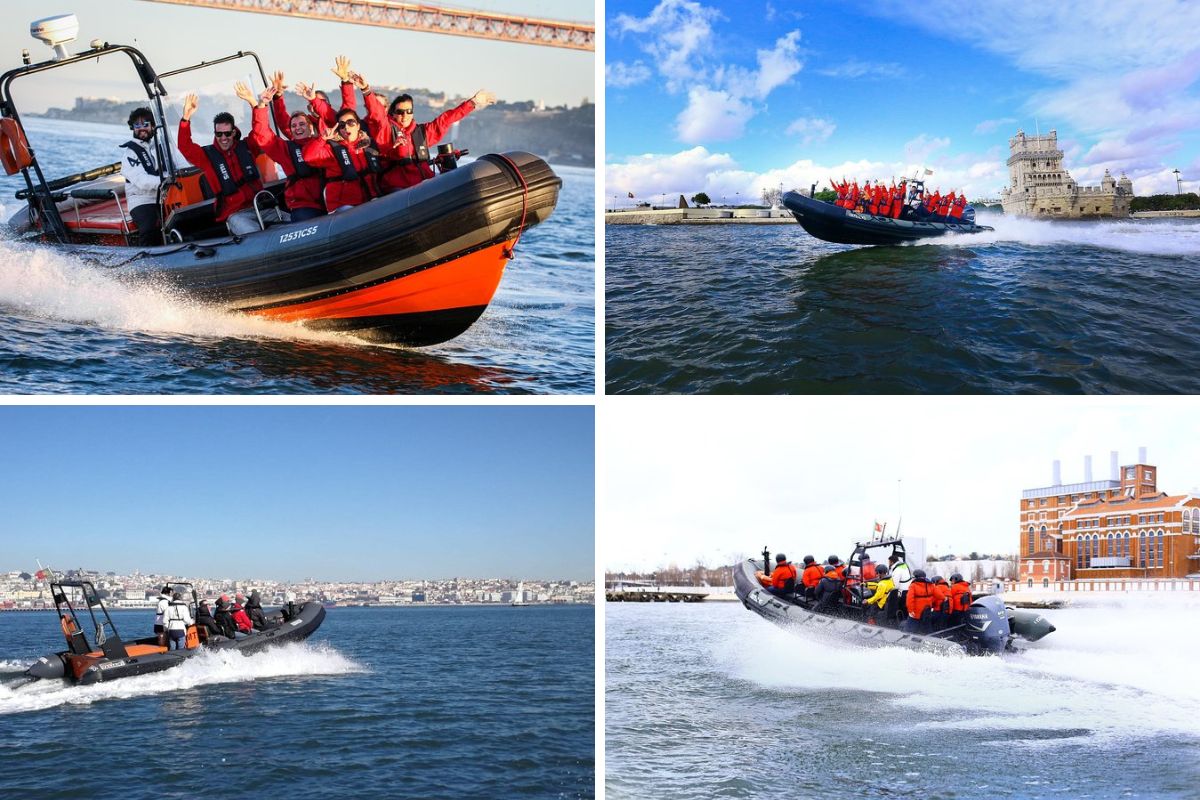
[26,652,68,680]
[964,595,1012,653]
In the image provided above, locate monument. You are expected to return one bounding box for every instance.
[1000,129,1133,218]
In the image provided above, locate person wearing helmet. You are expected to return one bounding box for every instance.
[814,565,842,613]
[903,569,935,633]
[755,553,798,598]
[950,573,972,626]
[800,555,822,600]
[827,555,846,581]
[930,576,952,631]
[864,564,894,624]
[861,558,877,581]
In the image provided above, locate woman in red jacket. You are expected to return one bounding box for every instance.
[301,109,381,213]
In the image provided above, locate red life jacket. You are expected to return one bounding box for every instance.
[802,564,823,588]
[907,579,935,618]
[931,582,952,613]
[950,581,972,611]
[769,562,798,591]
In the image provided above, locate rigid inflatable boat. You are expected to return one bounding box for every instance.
[782,189,993,247]
[26,580,325,685]
[0,24,560,346]
[734,537,1055,655]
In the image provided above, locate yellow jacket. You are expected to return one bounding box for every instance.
[866,577,895,609]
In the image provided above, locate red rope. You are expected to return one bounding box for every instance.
[493,154,529,259]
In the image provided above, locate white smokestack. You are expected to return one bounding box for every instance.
[1052,460,1062,485]
[1139,446,1147,463]
[1085,455,1093,482]
[1110,451,1119,480]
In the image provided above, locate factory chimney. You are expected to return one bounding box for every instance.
[1052,460,1062,485]
[1139,446,1147,463]
[1110,451,1119,480]
[1084,455,1093,482]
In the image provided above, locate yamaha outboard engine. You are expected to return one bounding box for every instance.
[964,595,1012,653]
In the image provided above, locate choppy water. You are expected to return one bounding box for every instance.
[605,217,1200,393]
[1,605,594,798]
[605,597,1200,799]
[0,118,594,394]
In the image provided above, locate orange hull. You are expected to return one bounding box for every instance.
[247,240,512,346]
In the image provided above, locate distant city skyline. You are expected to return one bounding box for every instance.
[607,0,1200,203]
[0,406,594,582]
[603,397,1200,572]
[0,0,593,112]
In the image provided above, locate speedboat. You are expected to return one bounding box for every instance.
[782,187,993,246]
[734,536,1055,655]
[0,16,560,346]
[25,580,325,685]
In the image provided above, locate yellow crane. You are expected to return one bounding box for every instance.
[136,0,594,51]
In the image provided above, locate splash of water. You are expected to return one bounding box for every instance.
[907,215,1200,257]
[721,594,1200,743]
[0,238,362,345]
[0,642,365,715]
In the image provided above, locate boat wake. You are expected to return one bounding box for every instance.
[905,215,1200,257]
[720,594,1200,744]
[0,238,364,346]
[0,642,365,715]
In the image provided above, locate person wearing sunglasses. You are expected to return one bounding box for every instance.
[118,107,168,246]
[300,109,382,213]
[236,81,325,223]
[349,70,495,194]
[177,92,267,235]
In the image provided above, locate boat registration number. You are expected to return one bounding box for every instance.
[279,225,320,244]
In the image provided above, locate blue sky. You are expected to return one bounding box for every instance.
[0,406,594,582]
[606,0,1200,203]
[1,0,593,111]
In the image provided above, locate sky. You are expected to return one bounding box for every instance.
[0,0,593,111]
[602,397,1200,572]
[605,0,1200,205]
[0,406,594,582]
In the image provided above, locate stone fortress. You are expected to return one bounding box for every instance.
[1000,129,1133,218]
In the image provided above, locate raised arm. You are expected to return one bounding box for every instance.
[176,93,204,166]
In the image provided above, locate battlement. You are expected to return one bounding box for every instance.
[1002,128,1132,218]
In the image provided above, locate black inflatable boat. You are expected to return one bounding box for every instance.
[26,580,326,685]
[0,36,560,346]
[782,189,993,246]
[734,537,1054,655]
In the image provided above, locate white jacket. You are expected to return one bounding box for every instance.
[890,560,913,592]
[165,600,194,632]
[154,594,170,626]
[117,137,165,210]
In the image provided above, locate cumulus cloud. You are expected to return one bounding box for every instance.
[612,0,804,144]
[606,61,652,89]
[903,134,952,163]
[785,116,836,145]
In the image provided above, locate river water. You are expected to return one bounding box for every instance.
[0,605,594,798]
[0,118,595,394]
[606,217,1200,393]
[605,596,1200,799]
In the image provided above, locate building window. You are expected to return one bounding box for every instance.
[1157,531,1164,569]
[1028,578,1034,588]
[1123,531,1130,557]
[1140,532,1148,566]
[1027,526,1034,555]
[1106,532,1113,557]
[1040,525,1047,550]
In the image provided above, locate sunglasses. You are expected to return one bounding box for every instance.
[391,108,414,116]
[337,119,359,129]
[132,121,154,130]
[214,130,235,138]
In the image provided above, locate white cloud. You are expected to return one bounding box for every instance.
[606,61,652,89]
[974,117,1017,135]
[785,116,836,145]
[676,88,755,142]
[613,1,804,144]
[903,134,952,163]
[816,60,906,80]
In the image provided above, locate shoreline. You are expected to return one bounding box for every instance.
[606,208,794,225]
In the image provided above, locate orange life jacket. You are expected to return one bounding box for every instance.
[950,580,972,611]
[931,582,952,613]
[907,579,935,618]
[802,564,823,588]
[769,563,798,591]
[833,564,846,581]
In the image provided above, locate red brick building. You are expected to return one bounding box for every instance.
[1019,450,1200,585]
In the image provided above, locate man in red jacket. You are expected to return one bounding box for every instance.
[177,93,265,235]
[236,81,325,222]
[352,70,495,193]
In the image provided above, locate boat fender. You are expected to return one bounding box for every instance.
[0,117,33,176]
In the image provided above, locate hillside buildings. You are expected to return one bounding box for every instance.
[1019,448,1200,585]
[1000,129,1133,218]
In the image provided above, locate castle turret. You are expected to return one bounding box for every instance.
[1117,173,1133,195]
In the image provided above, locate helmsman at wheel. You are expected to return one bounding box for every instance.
[118,107,167,246]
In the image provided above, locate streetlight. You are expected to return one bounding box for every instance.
[1175,169,1182,195]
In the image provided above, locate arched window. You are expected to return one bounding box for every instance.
[1040,525,1048,551]
[1076,535,1083,570]
[1106,532,1114,557]
[1140,531,1148,566]
[1122,531,1130,558]
[1042,577,1050,588]
[1157,530,1164,569]
[1027,525,1035,555]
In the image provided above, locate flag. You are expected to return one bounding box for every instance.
[874,521,883,535]
[35,569,46,580]
[924,168,934,176]
[627,191,635,198]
